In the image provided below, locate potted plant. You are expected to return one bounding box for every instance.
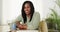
[46,0,60,32]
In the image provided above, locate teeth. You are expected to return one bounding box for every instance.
[25,11,28,12]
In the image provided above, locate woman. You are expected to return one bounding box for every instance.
[15,1,40,30]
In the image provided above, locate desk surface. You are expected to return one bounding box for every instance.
[0,25,39,32]
[17,30,38,32]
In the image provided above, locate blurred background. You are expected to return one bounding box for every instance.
[1,0,59,25]
[0,0,60,32]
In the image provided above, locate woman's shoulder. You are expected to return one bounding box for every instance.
[34,12,40,15]
[15,14,23,21]
[33,12,40,18]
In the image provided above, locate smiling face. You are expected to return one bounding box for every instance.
[22,1,35,23]
[24,3,31,15]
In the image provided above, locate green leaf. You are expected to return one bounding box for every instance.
[55,0,60,7]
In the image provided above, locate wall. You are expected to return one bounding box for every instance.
[2,0,60,25]
[0,0,2,25]
[2,0,43,24]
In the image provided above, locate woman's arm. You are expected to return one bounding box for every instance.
[16,21,27,30]
[16,21,20,27]
[27,12,40,30]
[15,15,24,30]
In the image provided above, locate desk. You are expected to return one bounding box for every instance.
[0,25,10,32]
[0,25,39,32]
[17,30,38,32]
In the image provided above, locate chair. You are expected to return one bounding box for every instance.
[39,20,48,32]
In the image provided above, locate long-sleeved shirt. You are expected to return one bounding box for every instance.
[15,12,40,30]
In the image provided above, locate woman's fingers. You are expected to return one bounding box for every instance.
[16,23,27,30]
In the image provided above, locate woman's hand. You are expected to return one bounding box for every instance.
[16,21,27,30]
[23,24,27,29]
[18,24,27,30]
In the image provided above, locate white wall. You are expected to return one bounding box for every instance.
[42,0,56,19]
[2,0,60,25]
[2,0,26,24]
[2,0,43,24]
[0,0,2,25]
[42,0,60,19]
